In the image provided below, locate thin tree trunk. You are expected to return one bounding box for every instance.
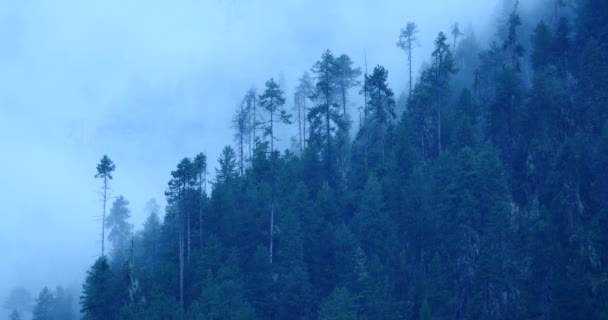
[199,172,203,251]
[252,95,257,153]
[298,95,303,153]
[187,199,191,264]
[342,87,347,117]
[303,98,307,149]
[102,176,107,257]
[240,121,244,175]
[249,95,253,162]
[364,50,369,174]
[179,181,185,313]
[381,122,385,164]
[408,40,413,97]
[179,227,184,310]
[436,54,443,155]
[269,109,275,264]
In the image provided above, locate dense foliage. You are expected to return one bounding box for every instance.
[25,0,608,319]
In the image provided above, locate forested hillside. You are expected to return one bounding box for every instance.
[22,0,608,319]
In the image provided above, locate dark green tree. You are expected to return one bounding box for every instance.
[335,54,362,117]
[32,287,54,320]
[396,22,420,97]
[362,65,397,163]
[95,155,116,257]
[431,32,457,154]
[106,195,133,264]
[309,50,342,184]
[294,72,314,152]
[80,257,114,320]
[319,287,356,320]
[259,77,291,264]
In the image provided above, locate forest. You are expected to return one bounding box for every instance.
[5,0,608,319]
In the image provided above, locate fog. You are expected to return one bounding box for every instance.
[1,0,533,310]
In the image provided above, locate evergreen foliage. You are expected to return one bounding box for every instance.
[73,1,608,318]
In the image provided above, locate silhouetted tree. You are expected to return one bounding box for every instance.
[95,155,116,257]
[397,22,420,96]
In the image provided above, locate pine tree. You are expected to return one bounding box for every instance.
[80,257,114,320]
[309,50,341,183]
[106,195,133,264]
[334,54,362,117]
[431,32,456,154]
[193,153,208,251]
[233,100,249,175]
[451,22,464,50]
[166,157,196,311]
[362,65,397,164]
[319,287,356,320]
[294,72,314,152]
[397,22,420,97]
[259,78,291,264]
[216,147,238,185]
[95,155,116,257]
[32,287,54,320]
[52,287,75,320]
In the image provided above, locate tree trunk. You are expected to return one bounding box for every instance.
[381,122,385,164]
[253,95,257,151]
[199,173,203,251]
[269,109,275,264]
[408,39,413,97]
[298,95,303,153]
[436,54,443,155]
[240,121,244,175]
[303,98,307,149]
[342,87,347,117]
[187,201,191,265]
[101,176,107,257]
[179,227,184,310]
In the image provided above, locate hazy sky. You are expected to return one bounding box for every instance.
[0,0,531,308]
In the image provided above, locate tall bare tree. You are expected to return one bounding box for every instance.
[95,155,115,257]
[397,22,420,97]
[259,78,291,264]
[335,54,362,117]
[294,72,314,152]
[194,153,207,251]
[432,32,456,155]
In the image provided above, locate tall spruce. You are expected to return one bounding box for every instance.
[259,78,291,264]
[95,155,115,257]
[362,65,397,163]
[397,22,420,97]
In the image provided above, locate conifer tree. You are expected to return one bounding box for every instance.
[95,155,116,257]
[32,287,54,320]
[431,32,456,154]
[80,257,114,320]
[259,78,291,264]
[309,50,341,183]
[294,72,314,151]
[335,54,362,117]
[362,65,397,163]
[397,22,420,97]
[106,195,133,265]
[193,152,208,250]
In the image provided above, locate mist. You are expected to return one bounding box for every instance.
[1,0,553,316]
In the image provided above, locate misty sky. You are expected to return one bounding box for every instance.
[0,0,533,306]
